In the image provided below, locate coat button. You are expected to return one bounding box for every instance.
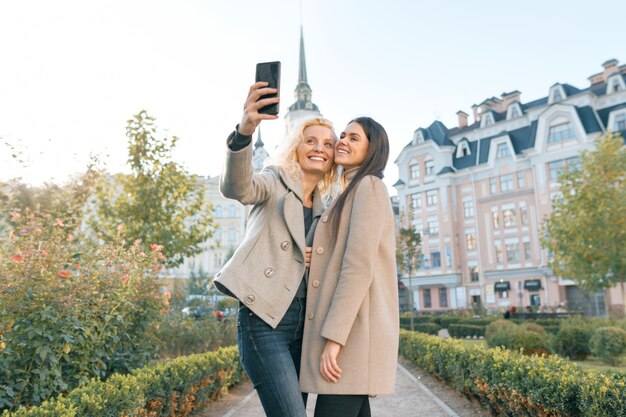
[322,215,329,223]
[312,280,320,288]
[308,312,314,320]
[264,267,274,277]
[245,293,256,304]
[316,247,324,255]
[280,241,291,250]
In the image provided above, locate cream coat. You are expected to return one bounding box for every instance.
[213,133,325,328]
[300,174,399,395]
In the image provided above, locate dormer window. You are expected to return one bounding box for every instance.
[496,142,511,159]
[413,130,424,144]
[607,75,626,94]
[548,122,576,143]
[410,163,420,180]
[456,140,471,158]
[507,103,521,120]
[481,112,495,128]
[615,113,626,131]
[549,84,566,104]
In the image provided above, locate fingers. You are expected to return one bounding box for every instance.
[319,340,342,383]
[305,247,312,268]
[239,83,280,136]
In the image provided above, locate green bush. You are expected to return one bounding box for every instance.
[155,312,237,357]
[486,320,550,355]
[412,322,441,335]
[0,211,167,411]
[399,330,626,416]
[590,327,626,366]
[551,323,592,360]
[485,319,517,346]
[438,316,462,328]
[521,322,547,334]
[448,324,485,338]
[1,346,244,417]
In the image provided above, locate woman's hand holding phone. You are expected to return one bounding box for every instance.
[238,82,280,136]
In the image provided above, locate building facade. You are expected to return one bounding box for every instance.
[394,59,626,316]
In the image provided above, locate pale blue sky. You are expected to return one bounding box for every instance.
[1,0,624,190]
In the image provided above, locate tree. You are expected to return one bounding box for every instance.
[396,209,422,330]
[542,132,626,315]
[188,267,210,295]
[90,111,216,268]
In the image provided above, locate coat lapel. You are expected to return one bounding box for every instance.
[278,167,307,256]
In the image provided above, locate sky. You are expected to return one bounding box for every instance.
[1,0,625,192]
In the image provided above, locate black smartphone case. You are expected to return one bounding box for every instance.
[255,61,281,115]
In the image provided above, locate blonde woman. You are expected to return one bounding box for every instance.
[214,82,338,417]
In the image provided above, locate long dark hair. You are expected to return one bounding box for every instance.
[328,117,390,233]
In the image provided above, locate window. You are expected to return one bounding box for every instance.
[423,288,432,308]
[517,171,525,189]
[427,219,439,237]
[469,266,479,282]
[215,229,222,242]
[466,232,477,250]
[496,143,511,159]
[500,174,514,192]
[503,209,516,227]
[520,204,529,225]
[425,160,435,176]
[509,105,520,119]
[495,243,503,264]
[482,112,494,127]
[490,178,497,194]
[215,205,223,218]
[549,160,564,181]
[548,122,576,143]
[410,164,420,180]
[426,190,438,206]
[431,252,441,268]
[410,193,422,210]
[228,227,236,242]
[506,243,520,263]
[463,199,474,218]
[456,141,471,158]
[439,288,448,308]
[524,241,532,261]
[566,156,581,172]
[553,89,563,102]
[228,205,237,217]
[492,211,501,229]
[616,113,626,131]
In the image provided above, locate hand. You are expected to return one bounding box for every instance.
[320,339,342,383]
[238,82,280,136]
[305,247,312,268]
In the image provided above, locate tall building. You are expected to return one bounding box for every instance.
[394,59,626,316]
[284,26,323,131]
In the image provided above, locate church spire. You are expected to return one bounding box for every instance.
[254,126,264,148]
[298,26,308,84]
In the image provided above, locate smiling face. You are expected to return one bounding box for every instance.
[335,122,369,170]
[295,125,335,178]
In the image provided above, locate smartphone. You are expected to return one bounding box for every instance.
[255,61,281,115]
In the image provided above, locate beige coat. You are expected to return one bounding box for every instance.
[300,174,399,395]
[214,133,325,328]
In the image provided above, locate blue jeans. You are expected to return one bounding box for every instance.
[237,297,308,417]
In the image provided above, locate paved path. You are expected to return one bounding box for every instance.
[217,363,460,417]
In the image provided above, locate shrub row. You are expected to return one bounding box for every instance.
[399,330,626,417]
[448,324,485,338]
[399,320,441,335]
[2,346,244,417]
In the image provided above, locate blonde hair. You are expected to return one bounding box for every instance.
[267,117,339,200]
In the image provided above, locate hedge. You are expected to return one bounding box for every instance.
[2,346,244,417]
[400,330,626,416]
[448,324,485,338]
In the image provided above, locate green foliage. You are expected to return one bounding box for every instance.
[486,320,550,355]
[542,133,626,295]
[551,321,593,360]
[154,313,237,358]
[400,330,626,416]
[395,210,421,328]
[0,211,167,411]
[1,346,244,417]
[521,322,547,334]
[437,316,463,328]
[590,327,626,366]
[89,110,216,268]
[448,324,485,338]
[187,267,210,295]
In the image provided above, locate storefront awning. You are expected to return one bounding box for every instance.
[524,279,542,291]
[494,281,511,292]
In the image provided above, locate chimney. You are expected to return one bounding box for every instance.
[471,104,479,123]
[602,59,619,80]
[456,110,469,129]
